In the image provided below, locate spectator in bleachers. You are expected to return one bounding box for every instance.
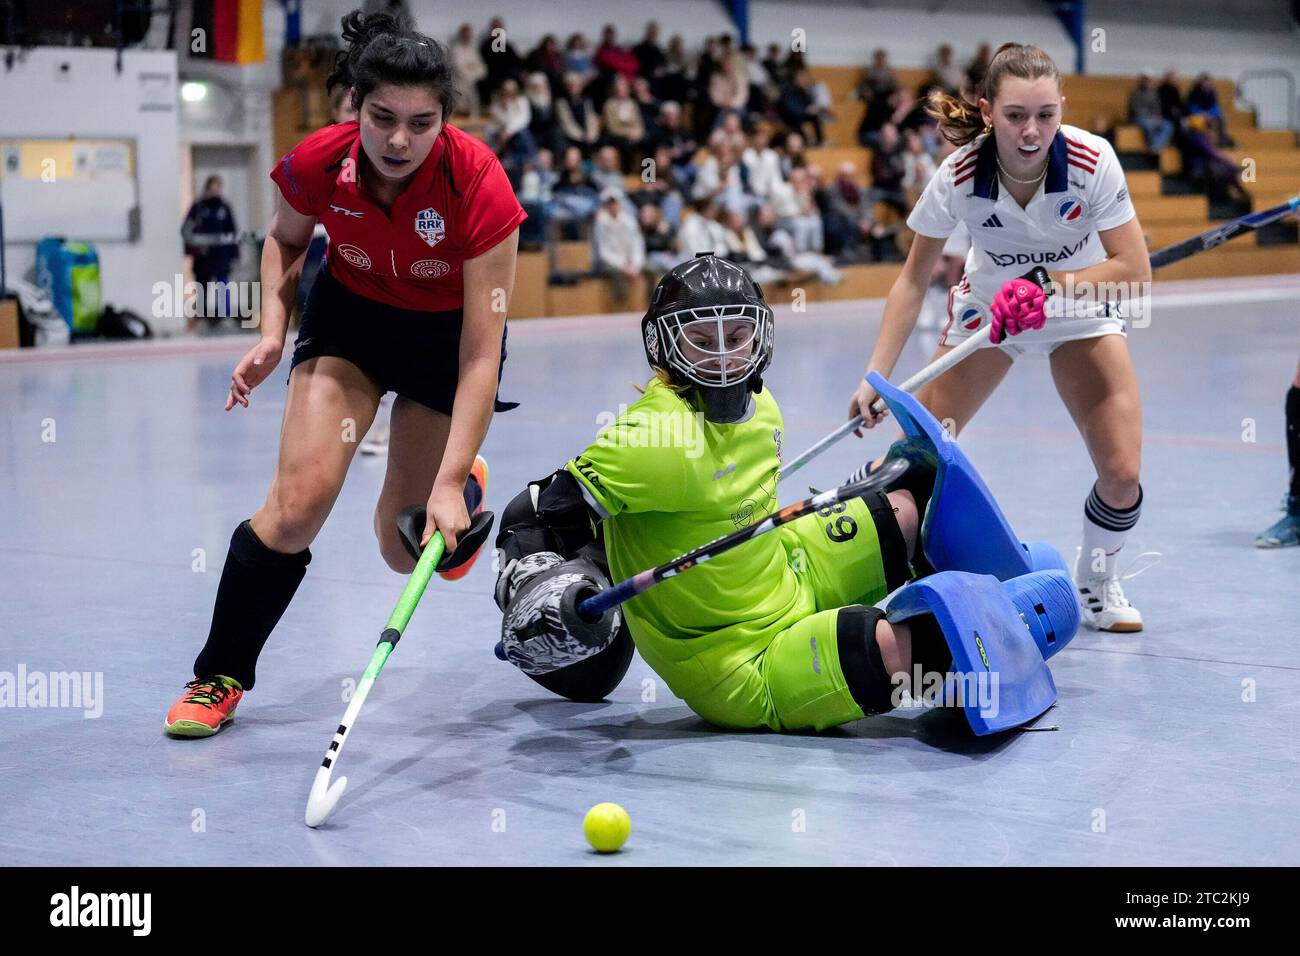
[692,36,725,138]
[489,78,536,178]
[779,68,825,145]
[1090,112,1115,145]
[563,33,594,80]
[525,72,562,157]
[633,22,666,78]
[778,130,807,178]
[895,84,937,140]
[557,72,601,156]
[450,23,487,117]
[856,50,899,148]
[716,111,748,154]
[756,195,842,285]
[783,48,808,82]
[630,145,684,225]
[741,128,783,199]
[594,187,646,304]
[719,209,785,285]
[965,41,991,89]
[761,43,786,86]
[821,161,867,261]
[647,101,697,179]
[769,166,823,254]
[691,130,745,213]
[857,47,898,103]
[869,122,907,217]
[751,204,790,265]
[590,144,629,197]
[928,43,963,95]
[709,53,752,129]
[479,16,524,102]
[656,35,693,105]
[552,145,600,237]
[718,34,743,74]
[1180,113,1249,204]
[595,25,640,83]
[1186,73,1233,146]
[633,77,661,139]
[901,128,937,206]
[1129,70,1174,152]
[741,44,773,117]
[1158,69,1185,125]
[519,148,558,246]
[638,202,682,273]
[810,72,835,128]
[828,160,898,263]
[600,74,646,172]
[525,34,565,90]
[328,81,358,123]
[678,197,728,255]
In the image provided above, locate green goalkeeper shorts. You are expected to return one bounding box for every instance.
[683,490,911,731]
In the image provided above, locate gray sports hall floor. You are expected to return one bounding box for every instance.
[2,274,1297,865]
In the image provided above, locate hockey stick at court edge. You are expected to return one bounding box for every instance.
[304,532,446,829]
[574,458,910,620]
[780,192,1300,482]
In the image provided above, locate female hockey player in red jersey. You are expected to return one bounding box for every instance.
[166,9,525,736]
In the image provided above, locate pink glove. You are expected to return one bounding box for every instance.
[989,275,1048,343]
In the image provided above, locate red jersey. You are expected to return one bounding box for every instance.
[270,121,526,312]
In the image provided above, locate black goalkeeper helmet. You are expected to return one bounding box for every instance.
[641,253,774,423]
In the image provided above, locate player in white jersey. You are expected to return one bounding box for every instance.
[848,44,1153,632]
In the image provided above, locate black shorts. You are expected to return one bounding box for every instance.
[288,266,517,415]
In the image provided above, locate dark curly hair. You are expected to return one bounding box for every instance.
[326,8,458,117]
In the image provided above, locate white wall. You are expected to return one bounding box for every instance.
[749,0,1074,69]
[1083,0,1300,96]
[177,74,277,235]
[0,48,182,330]
[290,1,733,50]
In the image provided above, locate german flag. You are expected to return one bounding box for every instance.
[192,0,265,64]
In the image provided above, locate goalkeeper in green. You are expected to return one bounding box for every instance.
[492,254,1077,733]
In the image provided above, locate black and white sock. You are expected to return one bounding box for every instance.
[1079,482,1143,580]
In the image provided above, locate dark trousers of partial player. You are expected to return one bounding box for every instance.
[1287,386,1300,498]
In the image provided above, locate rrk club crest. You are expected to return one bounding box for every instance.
[414,207,445,247]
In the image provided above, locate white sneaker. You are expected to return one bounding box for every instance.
[360,420,389,457]
[1074,571,1144,632]
[1072,547,1159,633]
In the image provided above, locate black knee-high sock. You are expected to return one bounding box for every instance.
[193,520,311,690]
[1286,386,1299,500]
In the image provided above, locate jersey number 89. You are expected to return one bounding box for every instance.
[818,501,858,544]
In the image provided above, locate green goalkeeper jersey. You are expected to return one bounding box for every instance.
[565,378,816,700]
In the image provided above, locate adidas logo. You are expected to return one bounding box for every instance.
[981,214,1004,228]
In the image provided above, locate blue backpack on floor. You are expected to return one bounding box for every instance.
[35,237,103,333]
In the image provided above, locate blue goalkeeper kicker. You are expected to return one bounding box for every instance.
[868,370,1037,581]
[885,569,1079,735]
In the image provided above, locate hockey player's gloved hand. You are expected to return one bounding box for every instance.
[499,557,622,675]
[494,550,564,611]
[989,266,1051,343]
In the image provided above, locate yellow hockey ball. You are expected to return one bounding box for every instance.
[583,802,631,853]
